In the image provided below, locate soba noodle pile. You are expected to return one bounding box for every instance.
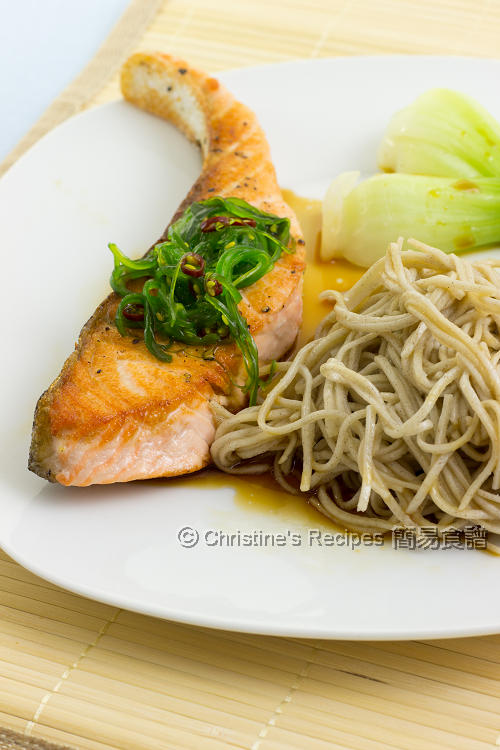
[211,239,500,534]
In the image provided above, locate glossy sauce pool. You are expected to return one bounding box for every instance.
[169,191,364,522]
[282,190,363,345]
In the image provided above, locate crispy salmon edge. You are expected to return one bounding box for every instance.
[29,299,113,481]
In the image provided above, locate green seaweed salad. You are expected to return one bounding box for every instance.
[108,197,294,405]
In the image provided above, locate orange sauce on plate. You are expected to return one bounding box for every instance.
[167,468,334,526]
[281,189,363,345]
[170,190,364,522]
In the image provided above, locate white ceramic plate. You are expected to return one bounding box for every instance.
[1,56,500,639]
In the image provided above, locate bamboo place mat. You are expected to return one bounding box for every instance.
[2,0,500,748]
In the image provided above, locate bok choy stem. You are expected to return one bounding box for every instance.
[322,173,500,267]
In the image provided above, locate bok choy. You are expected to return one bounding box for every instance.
[321,88,500,265]
[378,89,500,178]
[321,173,500,267]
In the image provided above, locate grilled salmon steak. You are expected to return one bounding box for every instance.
[29,52,305,486]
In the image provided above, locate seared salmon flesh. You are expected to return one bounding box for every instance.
[29,52,305,486]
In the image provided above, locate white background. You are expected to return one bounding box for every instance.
[0,0,129,161]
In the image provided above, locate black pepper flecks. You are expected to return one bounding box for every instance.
[167,85,172,92]
[234,151,248,159]
[132,338,140,344]
[298,239,305,245]
[261,306,270,313]
[207,187,215,192]
[96,369,102,374]
[178,68,187,75]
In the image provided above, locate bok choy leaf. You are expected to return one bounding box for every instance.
[378,89,500,178]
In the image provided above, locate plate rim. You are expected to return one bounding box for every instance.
[4,537,500,641]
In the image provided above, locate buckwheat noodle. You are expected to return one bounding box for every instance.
[211,239,500,535]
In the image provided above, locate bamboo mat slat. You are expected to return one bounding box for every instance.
[1,551,500,750]
[2,0,500,748]
[91,0,500,107]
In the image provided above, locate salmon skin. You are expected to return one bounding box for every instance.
[29,52,305,486]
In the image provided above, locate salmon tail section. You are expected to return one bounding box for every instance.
[121,52,219,160]
[120,53,301,232]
